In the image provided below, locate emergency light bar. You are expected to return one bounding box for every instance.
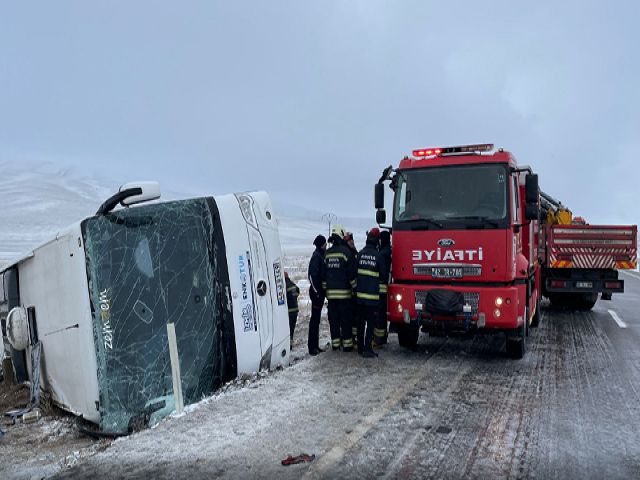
[412,143,494,157]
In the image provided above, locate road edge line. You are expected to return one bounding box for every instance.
[620,270,640,281]
[608,309,627,328]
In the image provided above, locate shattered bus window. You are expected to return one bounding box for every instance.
[82,198,237,434]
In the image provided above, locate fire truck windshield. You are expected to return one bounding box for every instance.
[393,163,509,229]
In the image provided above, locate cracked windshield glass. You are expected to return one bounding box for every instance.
[82,197,237,434]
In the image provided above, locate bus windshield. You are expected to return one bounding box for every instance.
[82,197,236,434]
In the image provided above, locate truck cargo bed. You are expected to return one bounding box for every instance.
[545,224,637,270]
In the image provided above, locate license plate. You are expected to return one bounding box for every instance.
[576,281,593,288]
[273,261,286,305]
[432,267,463,278]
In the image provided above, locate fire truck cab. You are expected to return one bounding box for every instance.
[375,144,541,359]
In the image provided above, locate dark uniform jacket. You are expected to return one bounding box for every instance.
[285,277,300,314]
[379,243,392,297]
[322,237,357,300]
[308,248,325,296]
[356,240,389,307]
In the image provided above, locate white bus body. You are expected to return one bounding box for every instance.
[0,190,290,433]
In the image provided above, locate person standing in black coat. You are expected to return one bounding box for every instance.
[322,225,357,351]
[344,232,359,348]
[285,272,300,342]
[356,228,387,357]
[307,234,327,355]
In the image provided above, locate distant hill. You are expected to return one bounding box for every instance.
[0,162,370,265]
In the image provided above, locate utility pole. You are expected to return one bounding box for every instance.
[321,213,337,237]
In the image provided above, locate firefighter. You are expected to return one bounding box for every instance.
[307,234,327,356]
[344,232,359,349]
[322,225,357,351]
[375,230,392,346]
[356,228,387,357]
[284,272,300,342]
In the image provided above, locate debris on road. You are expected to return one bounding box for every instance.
[281,454,316,466]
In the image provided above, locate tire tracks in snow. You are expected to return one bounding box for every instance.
[302,337,449,480]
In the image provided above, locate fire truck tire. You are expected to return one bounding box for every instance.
[548,293,570,308]
[530,299,541,328]
[576,293,597,311]
[397,324,419,348]
[506,321,526,359]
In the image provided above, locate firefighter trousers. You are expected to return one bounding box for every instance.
[351,297,359,346]
[328,299,353,351]
[374,297,389,346]
[289,312,298,341]
[308,289,325,352]
[357,304,377,354]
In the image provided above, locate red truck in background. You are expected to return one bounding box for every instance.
[541,220,637,310]
[374,144,637,359]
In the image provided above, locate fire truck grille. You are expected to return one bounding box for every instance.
[413,265,482,277]
[415,291,480,315]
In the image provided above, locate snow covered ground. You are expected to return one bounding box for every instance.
[0,162,114,264]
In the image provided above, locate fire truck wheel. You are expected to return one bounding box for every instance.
[548,293,570,308]
[506,321,526,359]
[576,293,597,311]
[530,299,541,328]
[397,324,419,349]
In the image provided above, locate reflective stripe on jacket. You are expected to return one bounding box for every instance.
[285,277,300,313]
[356,241,387,307]
[322,238,356,301]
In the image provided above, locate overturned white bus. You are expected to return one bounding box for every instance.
[0,183,290,434]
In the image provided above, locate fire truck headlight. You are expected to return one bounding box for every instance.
[395,293,403,302]
[495,297,504,307]
[493,309,501,318]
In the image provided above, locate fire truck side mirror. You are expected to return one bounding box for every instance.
[374,183,385,209]
[525,174,539,204]
[376,209,386,225]
[525,203,539,221]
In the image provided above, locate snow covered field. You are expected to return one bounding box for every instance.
[0,162,373,267]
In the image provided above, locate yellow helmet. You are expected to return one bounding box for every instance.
[331,224,345,238]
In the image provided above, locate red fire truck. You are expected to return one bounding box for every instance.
[374,144,637,358]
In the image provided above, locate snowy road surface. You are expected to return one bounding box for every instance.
[43,277,640,480]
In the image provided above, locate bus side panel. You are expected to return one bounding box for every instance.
[2,267,29,382]
[17,225,100,422]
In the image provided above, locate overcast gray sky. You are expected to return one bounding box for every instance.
[1,1,638,223]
